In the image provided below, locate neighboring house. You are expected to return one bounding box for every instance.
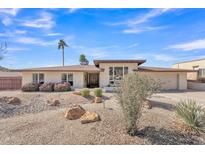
[19,59,195,90]
[172,58,205,80]
[0,66,22,90]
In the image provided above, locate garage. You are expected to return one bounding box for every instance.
[136,66,196,90]
[0,71,22,90]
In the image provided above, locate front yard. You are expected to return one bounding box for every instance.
[0,90,205,144]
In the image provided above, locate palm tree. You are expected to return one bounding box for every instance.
[58,39,68,66]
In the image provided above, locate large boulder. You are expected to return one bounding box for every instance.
[64,105,86,120]
[0,96,21,105]
[80,111,101,124]
[144,99,152,109]
[47,99,60,106]
[72,91,81,95]
[94,97,102,103]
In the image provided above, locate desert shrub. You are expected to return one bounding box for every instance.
[94,88,102,97]
[80,88,90,97]
[22,83,39,92]
[116,73,161,135]
[54,82,71,92]
[175,100,205,133]
[39,83,54,92]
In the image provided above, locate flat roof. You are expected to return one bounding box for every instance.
[173,57,205,65]
[135,66,197,72]
[17,65,101,72]
[93,59,146,66]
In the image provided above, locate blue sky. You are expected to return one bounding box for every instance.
[0,8,205,68]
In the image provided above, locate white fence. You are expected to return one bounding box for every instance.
[188,81,205,91]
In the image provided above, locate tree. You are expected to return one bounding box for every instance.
[79,54,89,65]
[0,42,7,60]
[116,73,161,135]
[58,39,68,66]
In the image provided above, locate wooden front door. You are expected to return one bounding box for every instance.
[88,73,99,88]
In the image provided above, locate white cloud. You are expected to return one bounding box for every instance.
[2,16,13,26]
[126,9,171,26]
[47,33,63,36]
[0,9,20,26]
[109,9,172,27]
[0,30,27,37]
[107,8,174,35]
[20,11,55,29]
[14,36,73,47]
[0,8,20,16]
[123,26,164,34]
[15,37,53,46]
[127,43,138,48]
[167,39,205,51]
[7,47,29,52]
[68,8,80,14]
[154,54,175,62]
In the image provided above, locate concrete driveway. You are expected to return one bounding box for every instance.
[156,90,205,106]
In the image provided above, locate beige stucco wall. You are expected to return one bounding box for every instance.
[22,71,85,88]
[172,59,205,80]
[0,71,21,77]
[99,62,138,87]
[138,72,187,90]
[172,59,205,69]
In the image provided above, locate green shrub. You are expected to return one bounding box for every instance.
[80,88,90,97]
[175,100,205,133]
[94,88,102,97]
[116,73,161,135]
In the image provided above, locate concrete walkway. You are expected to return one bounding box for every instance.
[156,90,205,106]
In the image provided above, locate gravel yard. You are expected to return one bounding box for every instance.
[0,91,91,119]
[0,90,205,145]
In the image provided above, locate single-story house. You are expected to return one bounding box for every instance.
[18,59,196,90]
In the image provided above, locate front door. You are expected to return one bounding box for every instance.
[88,73,99,88]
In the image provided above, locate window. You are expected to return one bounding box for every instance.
[39,74,44,84]
[61,73,67,83]
[199,69,205,78]
[109,67,129,85]
[32,73,44,84]
[61,73,73,86]
[68,74,73,86]
[32,73,38,83]
[124,67,128,75]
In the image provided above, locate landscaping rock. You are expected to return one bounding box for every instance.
[64,105,86,120]
[94,97,102,103]
[47,99,60,106]
[72,91,81,95]
[144,99,152,109]
[8,97,21,105]
[0,96,21,105]
[80,111,101,124]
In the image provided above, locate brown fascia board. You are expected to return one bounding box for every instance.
[134,68,197,73]
[93,59,146,66]
[18,69,101,73]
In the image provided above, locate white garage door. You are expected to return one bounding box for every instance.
[138,72,187,90]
